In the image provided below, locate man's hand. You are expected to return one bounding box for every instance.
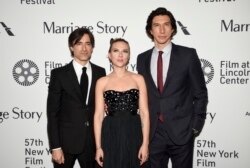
[52,149,65,164]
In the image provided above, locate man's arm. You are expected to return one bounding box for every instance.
[189,49,208,134]
[47,69,62,150]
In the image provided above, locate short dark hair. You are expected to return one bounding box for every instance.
[146,7,177,41]
[68,28,95,56]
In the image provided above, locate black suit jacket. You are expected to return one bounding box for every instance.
[137,43,208,145]
[47,61,106,158]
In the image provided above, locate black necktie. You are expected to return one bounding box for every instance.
[80,67,88,105]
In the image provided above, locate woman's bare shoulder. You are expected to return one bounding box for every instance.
[129,71,144,81]
[96,75,110,88]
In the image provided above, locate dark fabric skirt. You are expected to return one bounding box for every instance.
[101,114,142,168]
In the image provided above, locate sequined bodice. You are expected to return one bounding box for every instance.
[104,89,139,116]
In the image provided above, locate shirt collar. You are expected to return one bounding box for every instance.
[153,42,172,56]
[73,60,91,73]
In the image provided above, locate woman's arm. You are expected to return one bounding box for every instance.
[94,78,106,167]
[136,74,150,165]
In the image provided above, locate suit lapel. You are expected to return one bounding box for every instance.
[88,62,97,104]
[66,61,83,102]
[163,44,178,93]
[145,48,161,96]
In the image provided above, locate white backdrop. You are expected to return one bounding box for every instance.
[1,0,250,168]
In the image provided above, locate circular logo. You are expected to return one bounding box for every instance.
[13,59,39,86]
[200,59,214,84]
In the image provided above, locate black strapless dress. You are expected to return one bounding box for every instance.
[102,89,142,168]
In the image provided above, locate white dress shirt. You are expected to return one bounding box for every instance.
[73,60,92,105]
[150,43,172,87]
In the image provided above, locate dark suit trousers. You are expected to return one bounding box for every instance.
[149,122,195,168]
[53,152,95,168]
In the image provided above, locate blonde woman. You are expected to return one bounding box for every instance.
[94,38,150,168]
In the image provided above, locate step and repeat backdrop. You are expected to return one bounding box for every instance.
[1,0,249,168]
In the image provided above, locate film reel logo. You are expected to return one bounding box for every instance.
[200,59,214,84]
[13,59,39,86]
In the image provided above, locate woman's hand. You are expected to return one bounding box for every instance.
[95,148,104,167]
[138,144,149,165]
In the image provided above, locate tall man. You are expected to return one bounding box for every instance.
[137,7,208,168]
[47,28,106,168]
